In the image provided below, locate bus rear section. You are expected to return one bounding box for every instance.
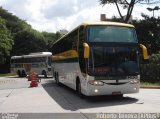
[11,52,52,77]
[11,56,24,77]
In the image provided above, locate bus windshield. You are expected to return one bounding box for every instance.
[88,26,137,43]
[88,46,139,76]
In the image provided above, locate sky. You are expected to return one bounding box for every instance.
[0,0,160,33]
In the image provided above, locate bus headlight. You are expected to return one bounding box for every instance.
[88,80,104,86]
[130,79,139,84]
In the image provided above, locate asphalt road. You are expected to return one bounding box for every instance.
[0,76,160,119]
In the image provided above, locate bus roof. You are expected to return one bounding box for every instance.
[11,56,23,59]
[53,21,134,45]
[11,52,52,59]
[80,21,134,27]
[29,52,52,55]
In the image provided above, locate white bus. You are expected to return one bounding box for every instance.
[11,52,52,77]
[52,21,148,97]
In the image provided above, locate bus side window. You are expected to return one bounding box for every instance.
[48,57,51,66]
[78,26,86,73]
[71,30,78,50]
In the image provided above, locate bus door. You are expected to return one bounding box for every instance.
[78,26,87,79]
[47,56,52,75]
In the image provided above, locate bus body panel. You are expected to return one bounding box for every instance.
[53,60,140,96]
[52,21,143,97]
[84,75,140,96]
[86,82,139,96]
[11,52,52,77]
[53,62,80,90]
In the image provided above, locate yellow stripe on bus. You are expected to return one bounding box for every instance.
[52,50,78,61]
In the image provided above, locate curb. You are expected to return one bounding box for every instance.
[140,86,160,89]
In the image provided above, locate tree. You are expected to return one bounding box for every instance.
[42,32,56,52]
[55,31,62,40]
[99,0,160,23]
[0,7,52,73]
[0,17,13,63]
[12,29,47,55]
[134,15,160,54]
[0,7,31,33]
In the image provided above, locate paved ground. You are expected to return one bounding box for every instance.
[0,76,160,119]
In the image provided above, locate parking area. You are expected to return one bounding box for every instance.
[0,76,160,118]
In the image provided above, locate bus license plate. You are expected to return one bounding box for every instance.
[112,92,121,95]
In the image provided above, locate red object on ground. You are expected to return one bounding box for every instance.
[28,72,39,87]
[27,72,32,81]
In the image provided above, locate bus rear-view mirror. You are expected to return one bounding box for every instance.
[139,44,149,60]
[139,44,149,63]
[83,43,90,59]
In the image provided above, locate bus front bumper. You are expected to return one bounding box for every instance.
[85,82,140,96]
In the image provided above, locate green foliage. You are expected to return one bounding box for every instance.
[0,7,31,33]
[42,32,56,41]
[0,7,56,73]
[0,7,49,56]
[134,15,160,83]
[55,31,62,40]
[12,29,47,55]
[141,81,160,86]
[134,15,160,54]
[0,73,15,77]
[42,31,62,52]
[42,32,56,51]
[0,17,13,63]
[141,54,160,82]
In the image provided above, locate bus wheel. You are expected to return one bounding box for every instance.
[54,72,56,80]
[17,70,22,77]
[22,70,26,77]
[42,70,47,78]
[56,73,61,86]
[53,71,55,78]
[77,80,85,98]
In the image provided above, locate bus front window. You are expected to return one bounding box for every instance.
[88,26,137,43]
[88,46,139,76]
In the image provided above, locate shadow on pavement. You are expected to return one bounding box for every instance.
[5,76,19,78]
[42,80,138,111]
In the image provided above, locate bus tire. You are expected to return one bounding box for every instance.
[53,71,55,78]
[17,70,22,77]
[55,72,57,83]
[76,78,85,99]
[42,70,47,78]
[56,73,61,86]
[54,72,56,80]
[22,70,26,77]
